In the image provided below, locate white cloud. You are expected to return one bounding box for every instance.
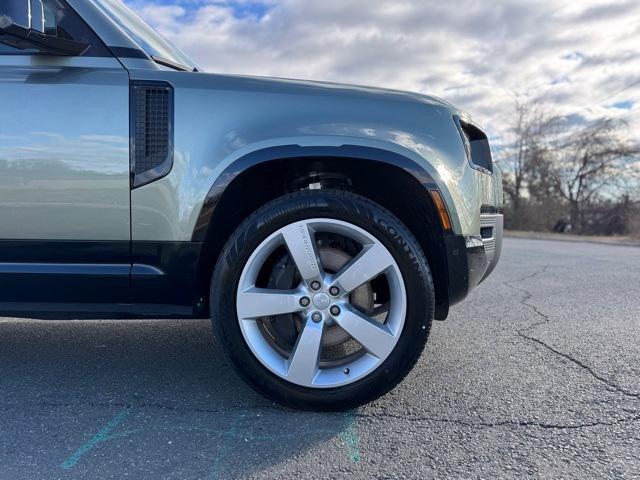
[125,0,640,141]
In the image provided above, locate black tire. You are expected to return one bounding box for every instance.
[210,189,434,410]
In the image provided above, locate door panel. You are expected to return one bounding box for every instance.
[0,55,131,304]
[0,57,130,240]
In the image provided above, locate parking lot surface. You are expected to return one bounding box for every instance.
[1,238,639,479]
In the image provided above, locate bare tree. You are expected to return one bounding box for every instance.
[500,93,640,235]
[550,118,640,232]
[500,94,560,228]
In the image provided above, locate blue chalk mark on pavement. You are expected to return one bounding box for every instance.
[339,411,361,463]
[206,414,244,480]
[60,408,131,470]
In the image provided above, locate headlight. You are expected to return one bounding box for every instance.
[454,116,493,174]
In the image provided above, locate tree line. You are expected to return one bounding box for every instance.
[499,95,640,236]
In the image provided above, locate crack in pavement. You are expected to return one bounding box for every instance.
[354,411,640,431]
[503,266,640,401]
[10,400,640,432]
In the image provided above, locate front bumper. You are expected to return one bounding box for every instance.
[444,213,503,308]
[479,212,503,281]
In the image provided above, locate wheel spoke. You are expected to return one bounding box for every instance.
[237,287,305,319]
[281,222,323,283]
[286,316,324,385]
[334,306,396,359]
[331,243,395,293]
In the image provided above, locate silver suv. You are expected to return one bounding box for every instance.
[0,0,503,409]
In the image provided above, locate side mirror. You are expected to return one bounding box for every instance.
[0,15,89,56]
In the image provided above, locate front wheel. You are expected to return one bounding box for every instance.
[210,190,434,410]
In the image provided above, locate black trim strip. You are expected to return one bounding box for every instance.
[0,263,165,276]
[0,263,129,275]
[131,264,165,276]
[108,46,150,59]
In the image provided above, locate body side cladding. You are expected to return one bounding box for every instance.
[0,240,130,304]
[0,303,194,320]
[0,240,203,318]
[130,240,204,313]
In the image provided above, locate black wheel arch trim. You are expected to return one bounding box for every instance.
[191,144,449,242]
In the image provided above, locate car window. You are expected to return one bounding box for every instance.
[1,0,60,34]
[1,1,28,29]
[0,0,111,56]
[0,1,38,52]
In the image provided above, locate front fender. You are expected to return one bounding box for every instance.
[129,70,475,242]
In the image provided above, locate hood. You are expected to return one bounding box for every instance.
[264,75,456,108]
[196,71,458,112]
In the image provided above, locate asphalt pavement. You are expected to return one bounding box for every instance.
[1,238,639,479]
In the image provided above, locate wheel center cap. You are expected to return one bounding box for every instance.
[312,292,331,310]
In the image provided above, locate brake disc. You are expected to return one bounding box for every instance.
[311,246,373,347]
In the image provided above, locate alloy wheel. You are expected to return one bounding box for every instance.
[236,218,407,388]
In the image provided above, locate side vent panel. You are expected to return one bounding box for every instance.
[130,81,174,188]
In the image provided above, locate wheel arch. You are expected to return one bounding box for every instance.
[193,145,455,320]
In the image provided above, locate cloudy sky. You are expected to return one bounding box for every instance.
[124,0,639,143]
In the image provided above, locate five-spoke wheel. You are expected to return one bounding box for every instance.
[236,218,407,388]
